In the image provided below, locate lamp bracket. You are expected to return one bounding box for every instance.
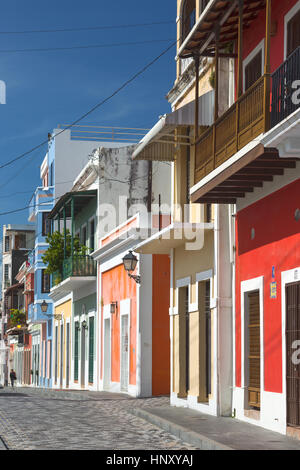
[128,273,141,284]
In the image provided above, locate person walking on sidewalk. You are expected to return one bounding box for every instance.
[10,369,16,388]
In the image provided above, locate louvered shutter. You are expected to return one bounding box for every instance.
[248,291,260,409]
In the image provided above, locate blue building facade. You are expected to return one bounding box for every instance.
[28,181,55,387]
[28,128,109,388]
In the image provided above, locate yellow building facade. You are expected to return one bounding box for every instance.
[134,0,233,416]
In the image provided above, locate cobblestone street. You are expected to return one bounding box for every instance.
[0,388,195,450]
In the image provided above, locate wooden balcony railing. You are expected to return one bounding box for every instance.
[195,75,266,184]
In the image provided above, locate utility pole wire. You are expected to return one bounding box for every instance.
[0,21,174,35]
[0,40,177,172]
[0,38,174,54]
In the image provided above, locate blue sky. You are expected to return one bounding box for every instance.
[0,0,176,233]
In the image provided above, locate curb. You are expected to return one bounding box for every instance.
[10,387,90,401]
[0,436,8,450]
[131,408,232,451]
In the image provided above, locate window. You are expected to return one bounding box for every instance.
[181,0,196,44]
[42,212,51,237]
[287,8,300,57]
[88,317,95,383]
[15,233,26,249]
[4,236,10,252]
[41,270,50,293]
[89,219,95,252]
[50,162,54,186]
[245,49,262,91]
[4,264,9,282]
[198,278,211,401]
[74,322,79,381]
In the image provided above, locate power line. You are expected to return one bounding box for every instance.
[0,39,177,172]
[0,38,173,54]
[0,166,158,217]
[0,21,174,35]
[0,178,94,197]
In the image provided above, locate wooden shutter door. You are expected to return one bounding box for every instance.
[88,317,94,384]
[248,291,260,409]
[286,282,300,427]
[245,50,262,91]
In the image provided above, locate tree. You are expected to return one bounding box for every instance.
[42,230,88,276]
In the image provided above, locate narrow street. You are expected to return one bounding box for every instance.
[0,389,194,450]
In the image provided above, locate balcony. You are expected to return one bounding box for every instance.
[63,255,96,278]
[28,186,54,222]
[28,249,35,269]
[51,255,97,297]
[271,46,300,128]
[195,75,266,184]
[53,255,96,286]
[192,44,300,202]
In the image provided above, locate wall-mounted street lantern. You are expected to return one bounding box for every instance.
[41,300,48,313]
[110,302,118,314]
[82,320,88,330]
[41,300,61,320]
[122,251,141,284]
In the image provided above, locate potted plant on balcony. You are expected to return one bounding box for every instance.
[42,230,88,283]
[9,309,26,328]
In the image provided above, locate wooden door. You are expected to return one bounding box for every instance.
[286,282,300,426]
[248,291,261,409]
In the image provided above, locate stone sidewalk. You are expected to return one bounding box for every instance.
[132,405,300,450]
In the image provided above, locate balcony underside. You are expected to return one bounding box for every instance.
[178,0,266,59]
[135,222,214,255]
[191,144,298,204]
[50,276,96,299]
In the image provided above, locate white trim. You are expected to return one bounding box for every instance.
[240,276,264,392]
[99,213,139,248]
[196,269,213,282]
[120,299,131,316]
[103,304,111,320]
[284,0,300,60]
[243,39,265,93]
[176,276,191,288]
[281,266,300,429]
[173,276,190,316]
